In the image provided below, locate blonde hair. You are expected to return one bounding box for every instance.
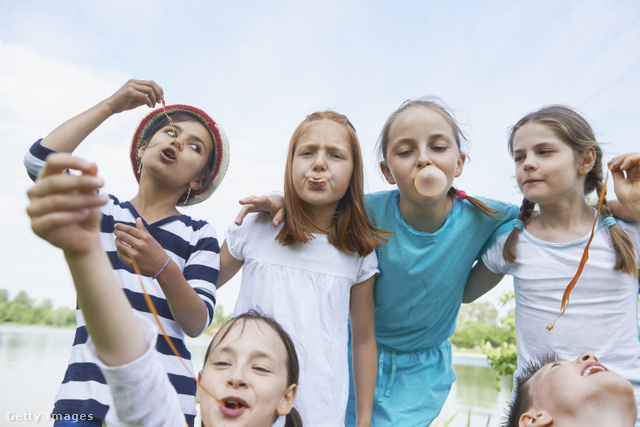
[503,105,637,278]
[277,111,389,256]
[377,97,499,218]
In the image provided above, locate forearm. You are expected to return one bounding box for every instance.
[463,260,504,303]
[156,261,209,337]
[352,335,377,427]
[41,99,116,153]
[65,239,147,366]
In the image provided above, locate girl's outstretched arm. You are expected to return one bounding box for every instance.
[610,152,640,222]
[27,153,147,366]
[349,276,377,427]
[40,79,164,153]
[217,241,244,288]
[463,260,505,303]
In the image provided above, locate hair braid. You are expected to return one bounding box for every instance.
[593,176,638,278]
[503,198,536,264]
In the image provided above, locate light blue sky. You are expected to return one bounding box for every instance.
[2,1,639,315]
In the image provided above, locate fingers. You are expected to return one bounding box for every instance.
[27,154,107,218]
[235,203,254,226]
[273,208,285,227]
[127,79,164,108]
[609,152,640,173]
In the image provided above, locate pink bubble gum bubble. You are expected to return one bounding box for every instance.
[414,165,447,196]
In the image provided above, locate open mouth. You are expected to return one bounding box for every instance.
[162,147,177,159]
[222,398,248,409]
[582,362,607,376]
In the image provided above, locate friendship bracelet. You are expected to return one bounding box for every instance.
[153,256,172,280]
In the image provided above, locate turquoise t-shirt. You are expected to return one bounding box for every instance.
[366,190,518,351]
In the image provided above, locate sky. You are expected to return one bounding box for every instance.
[2,0,639,317]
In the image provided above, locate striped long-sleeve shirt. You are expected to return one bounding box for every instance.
[25,140,219,427]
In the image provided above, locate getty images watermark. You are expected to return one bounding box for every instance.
[6,412,95,423]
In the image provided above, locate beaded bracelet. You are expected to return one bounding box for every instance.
[153,256,172,280]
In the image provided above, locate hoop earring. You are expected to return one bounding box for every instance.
[184,187,192,204]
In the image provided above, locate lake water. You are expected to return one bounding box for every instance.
[0,325,511,426]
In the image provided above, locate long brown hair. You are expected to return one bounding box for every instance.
[277,111,389,256]
[376,97,499,218]
[502,105,637,278]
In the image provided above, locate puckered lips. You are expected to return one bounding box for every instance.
[307,177,327,189]
[581,361,607,376]
[219,396,249,417]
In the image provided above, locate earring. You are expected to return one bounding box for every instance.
[184,187,192,204]
[137,160,142,175]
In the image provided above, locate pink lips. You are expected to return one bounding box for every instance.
[219,396,249,417]
[161,146,178,161]
[307,177,327,189]
[581,361,607,376]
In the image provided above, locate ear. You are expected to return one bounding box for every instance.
[137,145,146,160]
[189,173,207,192]
[519,409,553,426]
[380,161,396,185]
[276,383,297,416]
[195,371,203,404]
[578,147,596,175]
[455,152,467,178]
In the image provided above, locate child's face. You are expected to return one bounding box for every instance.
[526,351,636,423]
[197,319,296,427]
[138,120,214,190]
[291,119,354,213]
[512,121,591,206]
[381,106,465,204]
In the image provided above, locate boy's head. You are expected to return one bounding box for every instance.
[504,351,637,427]
[130,104,229,206]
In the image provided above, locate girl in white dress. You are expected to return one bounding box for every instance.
[218,111,389,427]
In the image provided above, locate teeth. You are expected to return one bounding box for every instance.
[225,400,242,409]
[583,365,605,376]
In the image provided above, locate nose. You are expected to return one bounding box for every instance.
[312,152,327,171]
[577,351,598,364]
[170,139,183,151]
[226,366,248,389]
[416,147,432,169]
[522,156,536,171]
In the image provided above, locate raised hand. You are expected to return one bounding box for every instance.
[104,79,165,114]
[26,153,108,256]
[609,152,640,221]
[235,194,285,227]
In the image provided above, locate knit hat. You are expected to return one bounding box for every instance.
[130,104,229,206]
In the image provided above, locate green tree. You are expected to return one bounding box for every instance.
[482,290,517,391]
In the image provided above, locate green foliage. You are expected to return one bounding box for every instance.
[203,304,232,335]
[482,290,517,391]
[450,300,512,349]
[0,289,75,327]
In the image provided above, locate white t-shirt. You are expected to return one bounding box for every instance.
[226,213,379,427]
[483,215,640,414]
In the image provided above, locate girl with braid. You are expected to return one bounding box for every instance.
[465,105,640,424]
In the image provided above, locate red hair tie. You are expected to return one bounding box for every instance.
[456,190,467,200]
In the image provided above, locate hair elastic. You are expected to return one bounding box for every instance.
[153,256,172,280]
[602,216,617,229]
[513,219,524,231]
[456,190,467,200]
